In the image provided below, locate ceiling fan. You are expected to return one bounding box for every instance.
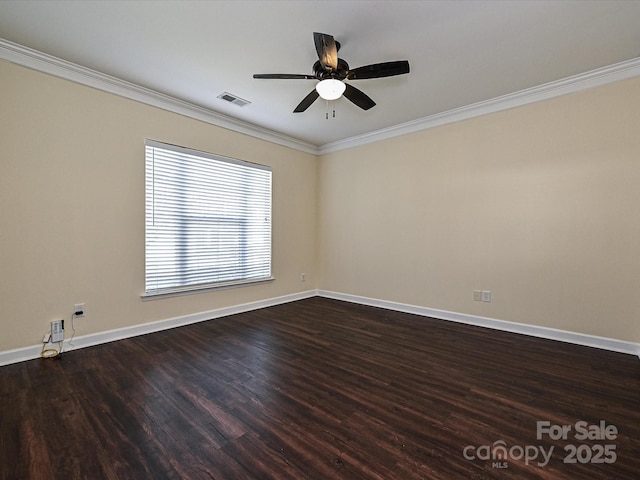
[253,32,410,113]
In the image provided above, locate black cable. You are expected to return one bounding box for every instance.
[69,311,79,350]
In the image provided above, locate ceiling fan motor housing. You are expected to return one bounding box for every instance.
[313,59,350,79]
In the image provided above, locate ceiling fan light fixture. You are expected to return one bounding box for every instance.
[315,79,346,100]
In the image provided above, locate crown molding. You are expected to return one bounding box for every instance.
[2,38,639,156]
[318,56,640,155]
[0,38,319,155]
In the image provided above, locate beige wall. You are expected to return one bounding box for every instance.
[0,61,317,351]
[2,59,639,353]
[318,77,640,343]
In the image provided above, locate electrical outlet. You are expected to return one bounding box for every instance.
[74,303,86,317]
[473,290,482,301]
[300,273,306,282]
[481,290,492,303]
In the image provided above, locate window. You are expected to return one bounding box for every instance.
[145,140,272,296]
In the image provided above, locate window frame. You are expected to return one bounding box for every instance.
[143,139,273,299]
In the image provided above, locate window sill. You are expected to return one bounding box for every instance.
[141,276,275,301]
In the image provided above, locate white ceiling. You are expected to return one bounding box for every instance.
[1,0,640,149]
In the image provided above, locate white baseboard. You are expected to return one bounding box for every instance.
[0,290,316,366]
[317,290,640,357]
[2,288,637,367]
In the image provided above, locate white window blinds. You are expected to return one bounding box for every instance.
[145,140,272,296]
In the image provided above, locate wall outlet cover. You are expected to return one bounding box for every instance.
[74,303,86,316]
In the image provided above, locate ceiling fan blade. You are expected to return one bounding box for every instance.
[347,60,410,80]
[293,89,320,113]
[343,84,376,110]
[253,73,316,79]
[313,32,338,71]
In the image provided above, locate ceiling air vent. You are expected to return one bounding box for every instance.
[217,92,251,107]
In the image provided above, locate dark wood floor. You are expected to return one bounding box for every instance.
[1,297,639,479]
